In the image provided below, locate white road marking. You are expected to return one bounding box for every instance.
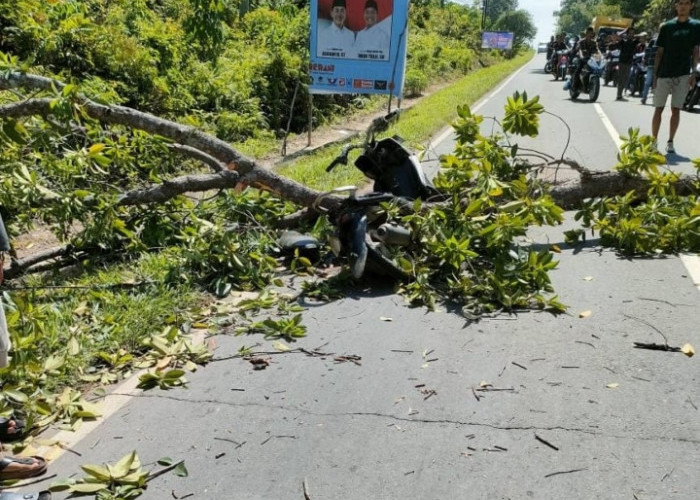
[593,102,623,149]
[681,254,700,290]
[593,104,700,290]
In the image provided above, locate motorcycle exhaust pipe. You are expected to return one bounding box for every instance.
[375,224,412,246]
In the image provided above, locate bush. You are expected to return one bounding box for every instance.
[404,69,429,97]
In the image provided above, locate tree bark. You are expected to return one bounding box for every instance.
[1,71,695,215]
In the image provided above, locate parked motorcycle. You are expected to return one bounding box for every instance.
[627,52,646,97]
[603,48,620,86]
[569,52,605,103]
[282,111,440,281]
[683,62,700,111]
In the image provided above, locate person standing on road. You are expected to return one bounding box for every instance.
[651,0,700,154]
[612,26,639,100]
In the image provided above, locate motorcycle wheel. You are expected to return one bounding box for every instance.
[544,62,552,73]
[588,76,600,102]
[365,245,410,282]
[569,84,580,100]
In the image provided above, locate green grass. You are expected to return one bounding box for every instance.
[277,51,533,191]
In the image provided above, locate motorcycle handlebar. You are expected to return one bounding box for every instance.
[326,109,402,173]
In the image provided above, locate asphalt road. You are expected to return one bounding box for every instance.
[23,54,700,500]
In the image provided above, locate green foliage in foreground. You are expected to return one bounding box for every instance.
[574,128,700,255]
[389,94,565,314]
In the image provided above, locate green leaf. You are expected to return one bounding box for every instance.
[3,389,29,403]
[81,464,112,481]
[174,462,189,477]
[70,482,109,493]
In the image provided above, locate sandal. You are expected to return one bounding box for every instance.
[0,456,47,480]
[0,415,26,442]
[0,492,51,500]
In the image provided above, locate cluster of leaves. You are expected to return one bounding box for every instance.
[231,290,308,342]
[50,451,187,499]
[573,128,700,255]
[389,95,565,315]
[0,275,212,436]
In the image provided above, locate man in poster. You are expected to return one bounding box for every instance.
[354,0,391,61]
[317,0,356,58]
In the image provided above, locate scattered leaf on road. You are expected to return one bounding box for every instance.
[380,317,393,321]
[272,341,291,352]
[606,383,619,389]
[681,343,695,357]
[579,310,592,318]
[582,276,593,281]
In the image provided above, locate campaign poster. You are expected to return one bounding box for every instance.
[309,0,409,97]
[481,31,514,50]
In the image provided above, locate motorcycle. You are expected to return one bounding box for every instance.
[569,52,605,103]
[683,62,700,111]
[281,111,439,281]
[554,50,569,81]
[627,52,646,97]
[603,48,620,86]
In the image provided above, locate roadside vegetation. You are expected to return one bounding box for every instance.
[0,0,540,458]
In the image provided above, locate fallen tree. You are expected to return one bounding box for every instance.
[2,72,700,311]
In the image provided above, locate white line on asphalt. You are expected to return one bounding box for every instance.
[680,254,700,290]
[592,105,700,290]
[593,103,623,150]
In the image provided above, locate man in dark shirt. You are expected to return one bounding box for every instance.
[572,27,599,92]
[651,0,700,154]
[612,26,639,100]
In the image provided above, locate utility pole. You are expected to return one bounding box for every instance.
[481,0,488,30]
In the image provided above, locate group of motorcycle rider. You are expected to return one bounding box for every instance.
[546,26,650,100]
[544,0,699,156]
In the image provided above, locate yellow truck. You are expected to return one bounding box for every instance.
[592,15,633,46]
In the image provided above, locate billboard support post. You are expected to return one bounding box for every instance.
[308,94,313,147]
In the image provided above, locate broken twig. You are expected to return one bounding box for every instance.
[535,434,559,451]
[544,468,587,478]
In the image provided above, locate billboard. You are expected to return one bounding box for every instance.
[481,31,514,50]
[309,0,409,97]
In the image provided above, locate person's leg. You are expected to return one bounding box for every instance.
[572,60,584,91]
[669,107,680,141]
[667,75,690,148]
[652,107,663,140]
[0,454,47,480]
[617,63,630,98]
